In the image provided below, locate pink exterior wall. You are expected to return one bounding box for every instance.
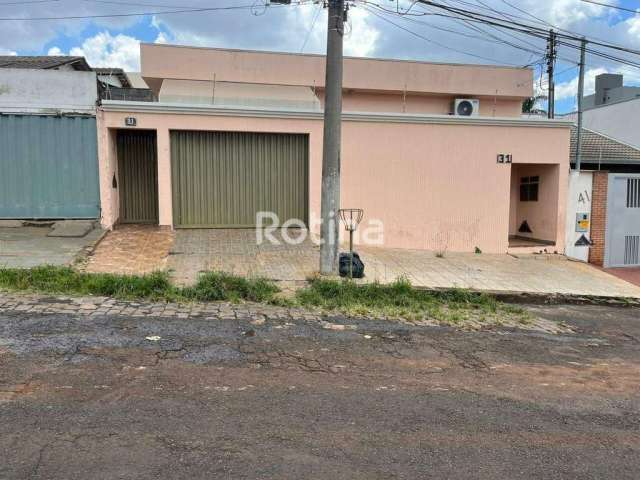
[141,44,532,96]
[140,44,532,105]
[96,113,119,228]
[316,90,522,117]
[98,108,569,253]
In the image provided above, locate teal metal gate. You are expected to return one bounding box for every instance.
[0,114,100,219]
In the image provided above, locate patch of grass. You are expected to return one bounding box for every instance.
[0,266,280,303]
[182,271,279,303]
[0,266,531,327]
[295,276,523,324]
[0,266,176,301]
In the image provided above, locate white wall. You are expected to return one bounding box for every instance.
[581,98,640,149]
[565,170,593,262]
[0,68,98,114]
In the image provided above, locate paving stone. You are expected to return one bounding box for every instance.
[47,220,95,238]
[0,220,24,228]
[83,225,174,275]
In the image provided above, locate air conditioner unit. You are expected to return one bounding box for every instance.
[453,98,480,117]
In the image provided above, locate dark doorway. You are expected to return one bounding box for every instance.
[117,130,159,224]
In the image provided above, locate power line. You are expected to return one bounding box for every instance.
[414,1,640,65]
[409,0,548,57]
[579,0,640,14]
[0,0,59,5]
[440,0,544,53]
[444,0,640,52]
[498,0,562,31]
[363,4,524,66]
[0,0,313,21]
[300,3,322,52]
[366,1,545,54]
[82,0,209,8]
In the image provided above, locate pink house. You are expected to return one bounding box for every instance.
[98,43,571,254]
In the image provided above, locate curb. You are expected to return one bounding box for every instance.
[274,279,640,308]
[418,286,640,307]
[72,228,109,267]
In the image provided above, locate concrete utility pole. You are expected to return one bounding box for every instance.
[319,0,345,275]
[575,38,587,171]
[546,29,557,119]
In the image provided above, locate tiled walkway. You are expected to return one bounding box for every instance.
[360,247,640,297]
[86,228,640,298]
[84,225,174,275]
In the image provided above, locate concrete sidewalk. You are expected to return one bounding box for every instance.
[82,228,640,299]
[0,224,103,268]
[166,230,640,298]
[360,247,640,298]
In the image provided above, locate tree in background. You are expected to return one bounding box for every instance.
[522,95,548,115]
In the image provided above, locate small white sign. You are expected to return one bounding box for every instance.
[125,117,137,127]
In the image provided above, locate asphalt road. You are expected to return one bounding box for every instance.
[1,303,639,479]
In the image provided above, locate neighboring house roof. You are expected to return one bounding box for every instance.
[0,55,91,71]
[571,126,640,165]
[94,67,131,88]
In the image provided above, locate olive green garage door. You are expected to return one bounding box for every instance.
[170,131,308,228]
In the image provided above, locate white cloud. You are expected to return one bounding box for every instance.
[344,7,379,58]
[545,0,610,27]
[47,47,63,56]
[554,67,608,109]
[154,32,169,45]
[50,32,141,71]
[0,48,17,56]
[1,0,640,114]
[627,15,640,37]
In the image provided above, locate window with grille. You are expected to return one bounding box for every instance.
[627,178,640,208]
[520,176,539,202]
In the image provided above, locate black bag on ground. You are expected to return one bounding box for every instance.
[339,252,365,279]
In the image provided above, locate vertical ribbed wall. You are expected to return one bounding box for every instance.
[117,130,159,223]
[0,115,99,219]
[170,131,308,227]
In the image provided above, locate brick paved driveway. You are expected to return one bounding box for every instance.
[604,267,640,288]
[168,229,317,285]
[84,225,174,275]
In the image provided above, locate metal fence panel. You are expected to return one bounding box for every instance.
[0,114,100,219]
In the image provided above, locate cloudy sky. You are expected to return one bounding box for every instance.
[1,0,640,113]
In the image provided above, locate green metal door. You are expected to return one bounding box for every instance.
[171,131,308,228]
[0,115,100,219]
[117,130,159,223]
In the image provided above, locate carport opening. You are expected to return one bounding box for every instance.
[508,164,559,248]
